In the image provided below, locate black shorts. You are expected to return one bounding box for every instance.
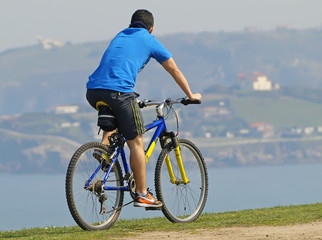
[86,89,144,140]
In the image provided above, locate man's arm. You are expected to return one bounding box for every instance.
[161,57,202,101]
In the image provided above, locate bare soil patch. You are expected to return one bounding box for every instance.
[125,221,322,240]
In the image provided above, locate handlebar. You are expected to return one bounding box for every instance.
[137,97,201,117]
[180,98,202,105]
[138,97,201,108]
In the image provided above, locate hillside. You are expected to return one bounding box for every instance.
[1,28,322,173]
[1,28,322,115]
[1,90,322,173]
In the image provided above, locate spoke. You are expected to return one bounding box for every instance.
[156,140,207,222]
[67,143,124,230]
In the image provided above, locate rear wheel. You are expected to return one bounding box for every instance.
[154,139,208,223]
[65,142,124,230]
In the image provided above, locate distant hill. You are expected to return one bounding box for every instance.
[1,28,322,115]
[1,89,322,173]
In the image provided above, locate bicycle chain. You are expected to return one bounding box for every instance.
[102,200,134,215]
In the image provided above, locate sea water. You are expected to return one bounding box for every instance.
[1,163,321,231]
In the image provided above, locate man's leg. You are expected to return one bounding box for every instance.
[126,134,147,194]
[128,134,162,207]
[101,130,116,146]
[93,130,116,166]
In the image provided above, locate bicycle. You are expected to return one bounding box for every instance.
[65,97,208,230]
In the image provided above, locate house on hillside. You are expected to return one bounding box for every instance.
[200,106,231,119]
[304,126,314,135]
[237,72,279,91]
[275,24,292,32]
[36,35,65,50]
[318,126,322,133]
[54,105,79,114]
[249,122,274,138]
[253,75,272,91]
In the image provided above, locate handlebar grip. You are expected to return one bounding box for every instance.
[137,99,150,108]
[138,101,146,108]
[181,98,202,105]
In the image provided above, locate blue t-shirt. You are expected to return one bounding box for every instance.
[87,28,172,92]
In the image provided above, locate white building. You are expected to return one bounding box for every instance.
[253,76,272,91]
[36,35,64,50]
[304,127,314,135]
[55,105,79,114]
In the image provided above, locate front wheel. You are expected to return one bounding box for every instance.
[65,142,124,230]
[154,138,208,223]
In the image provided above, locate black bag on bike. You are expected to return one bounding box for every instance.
[97,105,118,132]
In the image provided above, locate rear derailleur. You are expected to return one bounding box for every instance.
[85,178,107,215]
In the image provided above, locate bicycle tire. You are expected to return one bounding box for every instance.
[155,138,208,223]
[65,142,124,230]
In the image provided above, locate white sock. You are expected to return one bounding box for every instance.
[137,192,148,197]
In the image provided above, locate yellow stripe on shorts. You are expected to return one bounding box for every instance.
[131,101,144,135]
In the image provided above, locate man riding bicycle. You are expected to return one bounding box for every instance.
[86,9,201,208]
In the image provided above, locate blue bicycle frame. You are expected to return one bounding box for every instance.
[89,116,168,192]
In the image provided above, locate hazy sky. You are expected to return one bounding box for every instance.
[1,0,322,52]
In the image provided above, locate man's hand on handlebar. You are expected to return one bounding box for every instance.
[188,93,202,102]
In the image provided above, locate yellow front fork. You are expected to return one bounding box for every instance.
[165,139,190,184]
[165,154,177,184]
[146,135,189,185]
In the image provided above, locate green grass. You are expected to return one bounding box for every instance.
[1,203,321,240]
[230,96,322,128]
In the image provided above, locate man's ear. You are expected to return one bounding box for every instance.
[149,26,154,34]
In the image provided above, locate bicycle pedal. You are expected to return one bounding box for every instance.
[145,206,162,211]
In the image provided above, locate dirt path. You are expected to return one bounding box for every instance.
[125,221,322,240]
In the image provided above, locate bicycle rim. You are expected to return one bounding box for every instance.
[65,142,124,230]
[155,139,208,223]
